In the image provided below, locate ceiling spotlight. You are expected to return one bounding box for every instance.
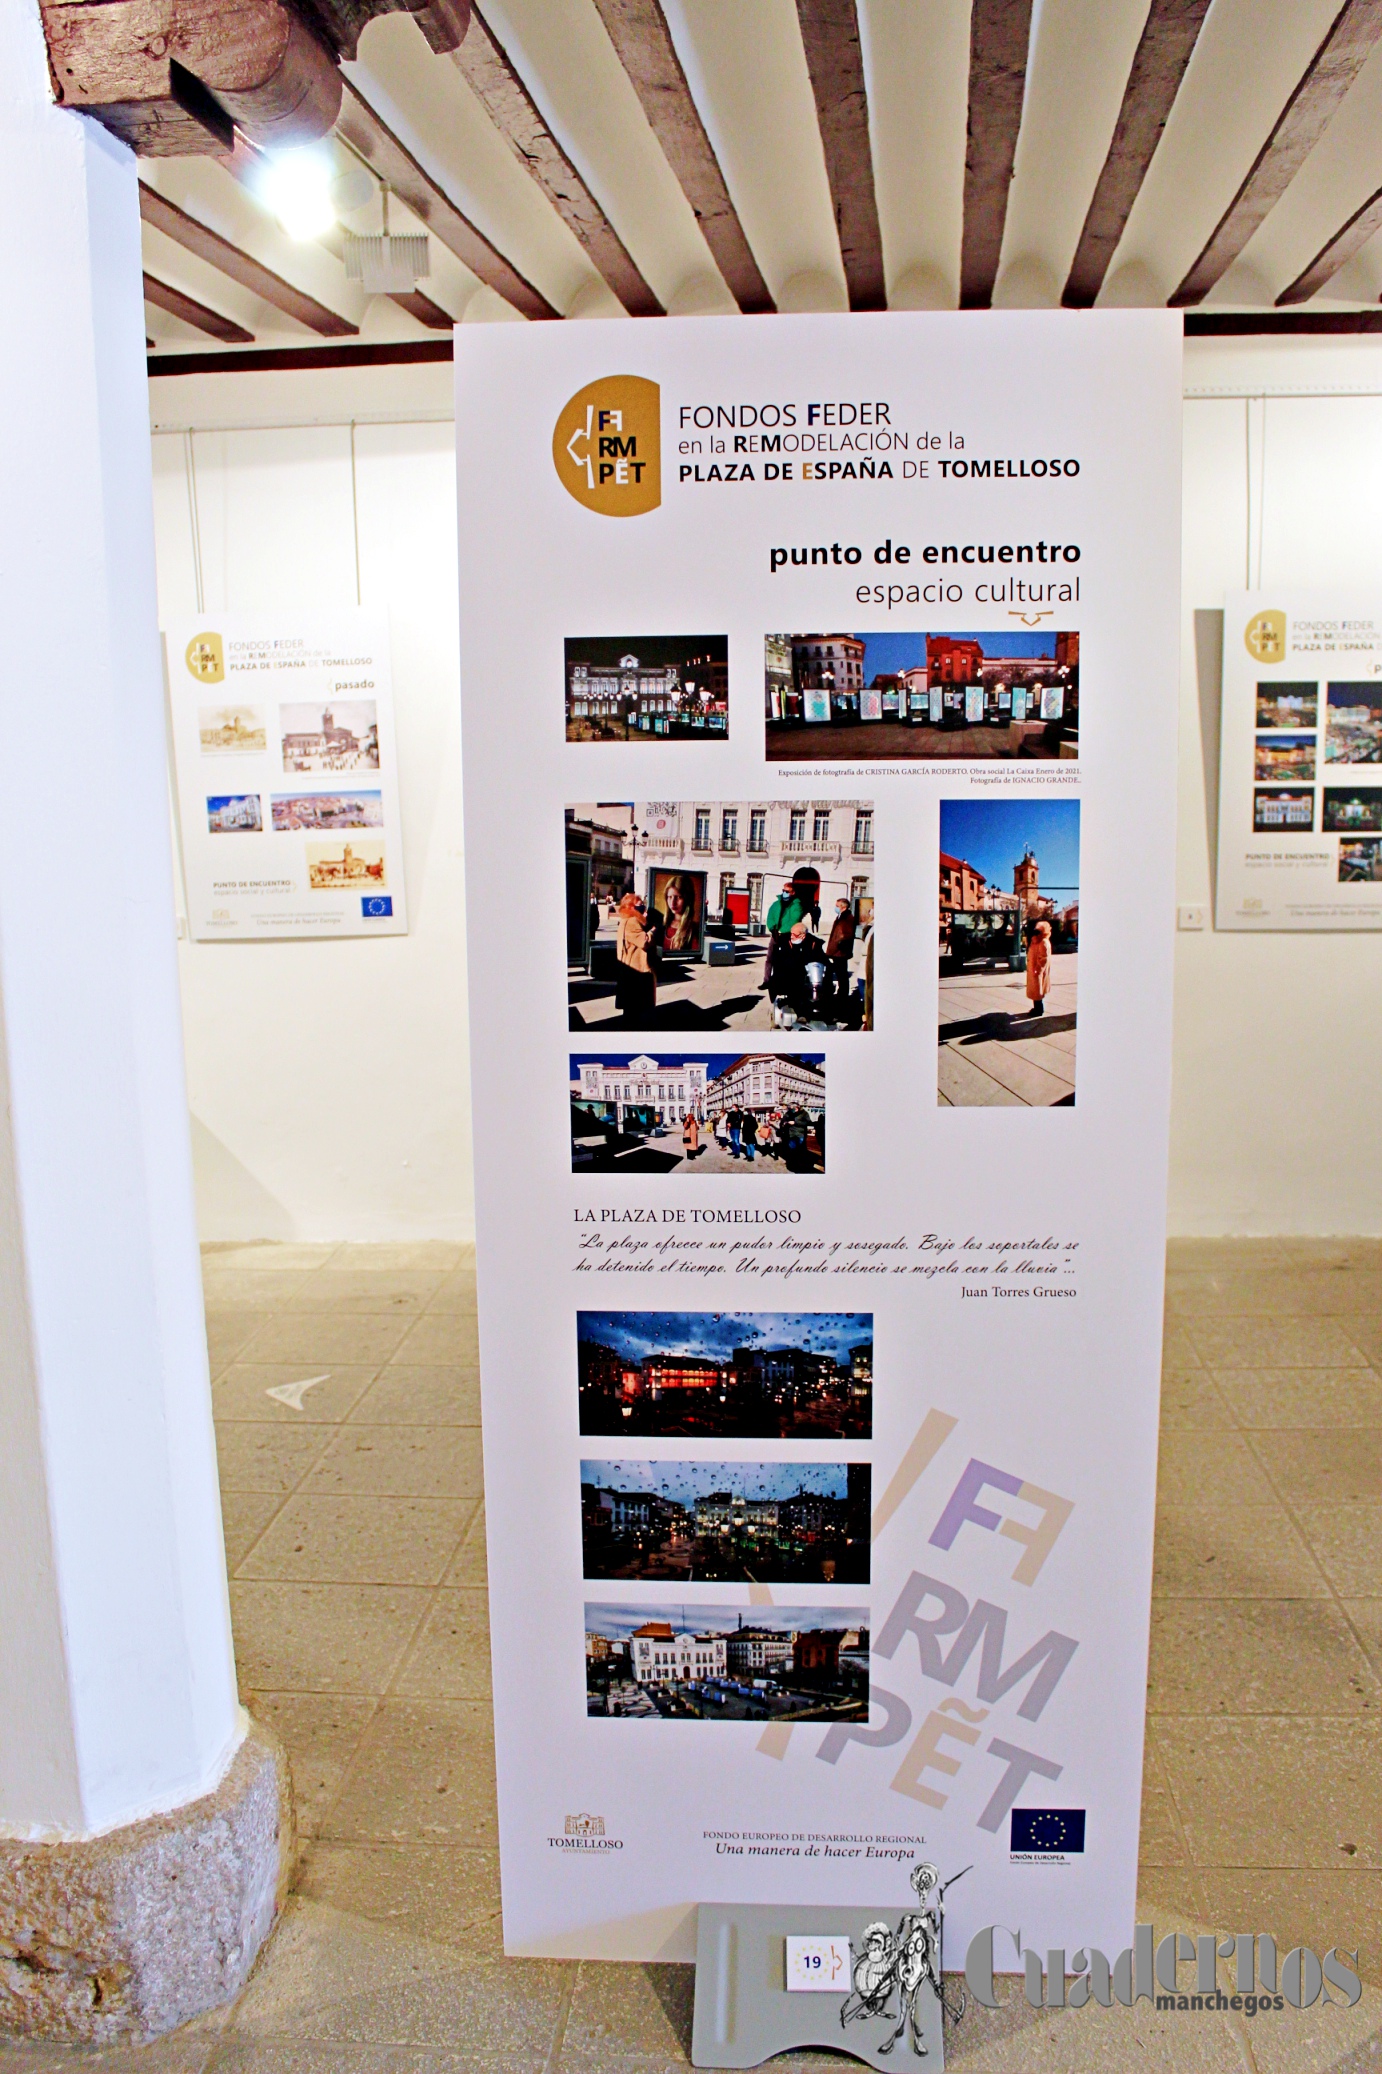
[262,150,336,241]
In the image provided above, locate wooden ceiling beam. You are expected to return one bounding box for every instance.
[589,0,773,313]
[456,5,662,315]
[960,0,1034,309]
[794,0,884,311]
[1172,0,1382,306]
[336,77,557,319]
[143,271,256,342]
[1062,0,1211,307]
[139,183,359,334]
[1276,179,1382,304]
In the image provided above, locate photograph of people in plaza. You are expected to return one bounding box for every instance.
[280,700,379,773]
[565,636,728,741]
[938,796,1079,1107]
[1256,683,1317,731]
[581,1460,870,1584]
[1254,789,1315,832]
[765,631,1078,761]
[567,802,873,1032]
[199,704,266,754]
[570,1053,825,1174]
[1322,786,1382,833]
[1255,733,1315,782]
[1339,838,1382,882]
[585,1602,869,1721]
[1325,683,1382,763]
[578,1311,872,1440]
[271,791,383,832]
[206,793,262,833]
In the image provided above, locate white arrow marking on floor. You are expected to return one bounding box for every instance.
[265,1373,330,1411]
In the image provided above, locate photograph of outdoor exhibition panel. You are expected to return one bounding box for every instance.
[580,1461,870,1583]
[765,631,1078,760]
[585,1604,869,1722]
[939,796,1080,1107]
[570,1053,825,1174]
[577,1311,872,1439]
[566,801,873,1031]
[564,636,728,741]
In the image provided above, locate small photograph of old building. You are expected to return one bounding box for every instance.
[565,636,728,741]
[305,839,386,889]
[280,701,380,773]
[199,704,267,754]
[585,1603,869,1720]
[271,791,384,832]
[1254,732,1315,782]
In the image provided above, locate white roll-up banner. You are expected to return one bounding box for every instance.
[455,312,1182,1961]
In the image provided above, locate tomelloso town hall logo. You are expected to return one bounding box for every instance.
[553,376,661,517]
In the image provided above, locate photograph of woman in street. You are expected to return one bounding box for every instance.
[614,893,657,1023]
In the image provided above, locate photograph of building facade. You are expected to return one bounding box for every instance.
[1256,684,1317,731]
[580,1460,869,1584]
[938,797,1079,1107]
[1254,789,1315,831]
[306,839,386,888]
[765,630,1078,760]
[584,1604,869,1721]
[206,793,262,833]
[566,802,873,1033]
[1325,684,1382,763]
[577,1309,872,1438]
[1322,786,1382,832]
[570,1053,826,1174]
[1255,733,1316,781]
[199,705,267,754]
[565,636,728,741]
[280,701,380,772]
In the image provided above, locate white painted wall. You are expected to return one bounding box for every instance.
[150,336,1382,1242]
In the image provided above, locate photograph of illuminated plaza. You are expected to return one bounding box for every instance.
[577,1310,871,1438]
[580,1460,869,1584]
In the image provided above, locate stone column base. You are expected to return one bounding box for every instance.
[0,1715,293,2043]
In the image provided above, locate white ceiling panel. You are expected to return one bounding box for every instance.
[857,0,971,309]
[665,0,847,308]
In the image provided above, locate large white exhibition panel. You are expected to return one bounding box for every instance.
[456,312,1182,1961]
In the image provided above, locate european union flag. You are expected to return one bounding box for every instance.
[362,895,393,918]
[1011,1809,1085,1854]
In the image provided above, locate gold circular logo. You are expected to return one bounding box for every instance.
[185,631,225,683]
[553,376,660,517]
[1244,610,1286,664]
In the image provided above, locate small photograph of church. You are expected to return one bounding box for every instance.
[306,839,386,890]
[938,796,1079,1108]
[585,1602,869,1721]
[279,700,380,773]
[565,635,728,741]
[199,704,267,755]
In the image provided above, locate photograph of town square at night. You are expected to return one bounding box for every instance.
[580,1461,870,1584]
[578,1311,872,1439]
[585,1603,869,1721]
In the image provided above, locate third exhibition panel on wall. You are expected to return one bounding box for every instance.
[1218,593,1382,929]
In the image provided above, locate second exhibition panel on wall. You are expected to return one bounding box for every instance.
[166,608,408,940]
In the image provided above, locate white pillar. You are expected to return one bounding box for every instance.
[0,3,286,2039]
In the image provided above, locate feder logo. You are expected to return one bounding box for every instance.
[1244,609,1287,663]
[185,631,225,683]
[553,376,660,517]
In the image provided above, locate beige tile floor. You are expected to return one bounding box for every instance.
[5,1236,1382,2072]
